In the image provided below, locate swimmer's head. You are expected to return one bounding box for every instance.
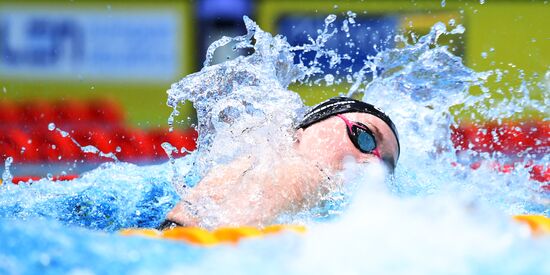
[295,97,400,172]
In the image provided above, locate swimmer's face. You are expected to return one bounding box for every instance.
[295,112,399,172]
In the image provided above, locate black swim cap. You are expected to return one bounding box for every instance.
[298,97,400,167]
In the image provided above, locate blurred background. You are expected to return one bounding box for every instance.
[0,0,548,180]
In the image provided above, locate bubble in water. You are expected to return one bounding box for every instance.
[441,0,446,7]
[46,173,53,181]
[481,52,488,59]
[115,146,121,153]
[48,123,56,131]
[2,87,6,93]
[480,0,485,4]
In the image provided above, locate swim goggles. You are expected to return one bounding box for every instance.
[336,114,381,158]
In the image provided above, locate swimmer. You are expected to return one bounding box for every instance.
[159,97,400,230]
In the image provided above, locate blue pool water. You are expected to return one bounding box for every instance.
[1,15,549,274]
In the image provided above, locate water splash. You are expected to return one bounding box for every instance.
[0,160,183,231]
[0,14,548,274]
[48,123,119,162]
[167,16,306,181]
[161,141,188,195]
[349,22,487,157]
[165,14,548,216]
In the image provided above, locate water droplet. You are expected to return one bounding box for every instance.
[450,24,465,34]
[46,173,53,180]
[333,4,338,9]
[20,147,26,154]
[48,123,56,131]
[2,87,6,93]
[324,74,335,85]
[341,20,349,33]
[346,11,356,24]
[481,52,488,59]
[115,146,121,153]
[325,14,337,25]
[52,144,56,149]
[480,0,485,4]
[441,0,446,7]
[161,142,177,154]
[81,145,99,154]
[2,157,14,185]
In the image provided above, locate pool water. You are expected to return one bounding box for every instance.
[1,15,549,274]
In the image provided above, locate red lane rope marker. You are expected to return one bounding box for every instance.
[459,161,550,184]
[451,121,549,155]
[8,175,79,185]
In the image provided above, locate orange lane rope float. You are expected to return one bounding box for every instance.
[120,216,550,246]
[513,215,550,236]
[119,224,306,246]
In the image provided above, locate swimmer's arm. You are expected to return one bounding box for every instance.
[166,156,323,227]
[167,156,255,226]
[219,158,323,226]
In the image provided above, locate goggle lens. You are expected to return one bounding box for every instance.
[355,127,377,153]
